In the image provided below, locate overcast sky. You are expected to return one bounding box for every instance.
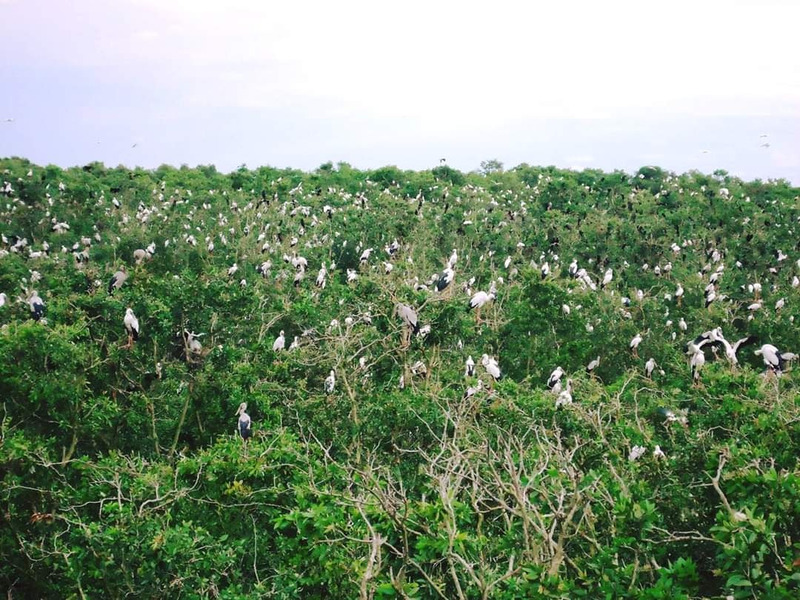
[1,0,798,182]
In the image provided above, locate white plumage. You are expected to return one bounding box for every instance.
[324,370,335,393]
[273,330,285,352]
[124,308,139,344]
[481,354,502,381]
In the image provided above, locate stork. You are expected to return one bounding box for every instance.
[124,308,139,349]
[601,268,613,289]
[586,356,600,376]
[324,370,336,394]
[463,379,483,400]
[630,332,643,357]
[675,284,684,306]
[395,303,420,348]
[436,266,455,297]
[555,379,573,407]
[236,402,252,442]
[108,266,128,295]
[27,290,45,321]
[755,344,792,376]
[465,355,475,377]
[690,348,705,386]
[644,358,657,379]
[272,330,286,352]
[547,366,564,389]
[468,286,495,324]
[481,354,502,388]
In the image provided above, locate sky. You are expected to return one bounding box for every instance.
[1,0,799,182]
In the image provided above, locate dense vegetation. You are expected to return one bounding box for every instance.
[1,157,799,599]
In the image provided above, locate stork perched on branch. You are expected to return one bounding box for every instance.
[108,266,128,295]
[395,303,419,348]
[123,308,139,349]
[755,344,795,376]
[468,283,496,324]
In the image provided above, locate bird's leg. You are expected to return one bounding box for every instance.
[475,306,482,325]
[677,297,682,307]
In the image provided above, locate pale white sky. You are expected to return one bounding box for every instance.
[1,0,798,181]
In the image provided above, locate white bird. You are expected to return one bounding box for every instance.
[448,248,458,268]
[601,268,613,288]
[775,298,785,311]
[547,366,564,389]
[540,262,550,279]
[324,370,336,393]
[465,355,475,377]
[108,266,128,295]
[644,358,657,379]
[236,402,252,441]
[272,330,286,352]
[227,263,238,277]
[675,284,684,305]
[436,266,455,293]
[27,290,45,321]
[555,379,573,407]
[395,303,420,346]
[628,445,647,462]
[468,289,495,324]
[184,330,204,356]
[133,249,152,265]
[0,292,6,307]
[411,360,428,378]
[463,379,483,400]
[124,308,139,348]
[690,348,705,386]
[586,356,600,375]
[755,344,791,375]
[481,354,502,383]
[630,333,643,356]
[316,265,328,288]
[653,445,666,459]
